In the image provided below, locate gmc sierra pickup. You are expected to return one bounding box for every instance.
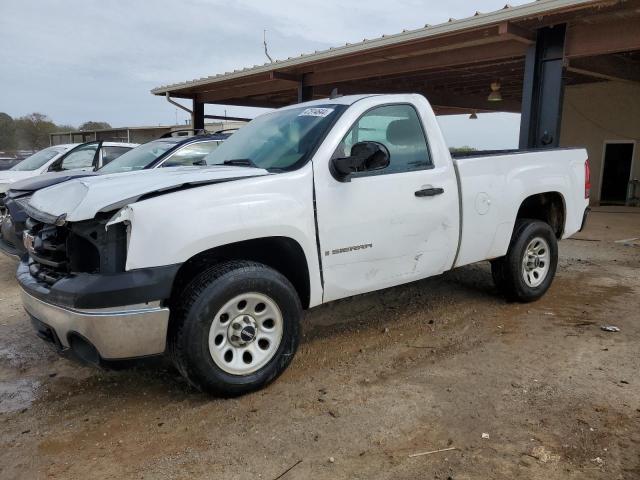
[18,94,590,396]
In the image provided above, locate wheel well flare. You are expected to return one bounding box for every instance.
[170,237,311,309]
[516,192,565,238]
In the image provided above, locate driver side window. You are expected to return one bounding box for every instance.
[57,143,99,171]
[334,104,432,174]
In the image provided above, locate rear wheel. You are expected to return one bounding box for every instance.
[169,260,301,396]
[491,219,558,302]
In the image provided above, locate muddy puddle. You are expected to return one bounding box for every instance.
[0,378,40,414]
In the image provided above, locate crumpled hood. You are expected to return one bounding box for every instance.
[0,170,37,193]
[27,165,269,222]
[8,170,99,196]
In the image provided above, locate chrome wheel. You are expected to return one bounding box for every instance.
[208,292,283,375]
[522,236,550,288]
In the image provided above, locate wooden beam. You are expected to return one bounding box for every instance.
[368,25,509,60]
[168,71,275,99]
[269,71,302,83]
[566,55,640,83]
[354,63,525,90]
[195,79,296,102]
[566,16,640,58]
[305,41,527,87]
[284,25,505,74]
[427,92,521,113]
[498,22,535,45]
[314,84,520,112]
[212,97,288,108]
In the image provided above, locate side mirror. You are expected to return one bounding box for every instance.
[331,141,390,180]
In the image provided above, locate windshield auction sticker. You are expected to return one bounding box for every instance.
[298,107,334,117]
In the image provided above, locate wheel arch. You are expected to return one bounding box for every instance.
[515,191,566,238]
[169,236,311,310]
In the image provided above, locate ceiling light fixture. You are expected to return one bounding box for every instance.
[487,81,502,102]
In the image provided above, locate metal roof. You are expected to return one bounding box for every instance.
[151,0,600,95]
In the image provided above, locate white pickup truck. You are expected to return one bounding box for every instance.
[18,94,590,396]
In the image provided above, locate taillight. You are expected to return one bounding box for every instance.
[585,159,591,199]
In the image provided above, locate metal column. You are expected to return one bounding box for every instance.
[519,24,567,149]
[298,75,313,103]
[192,100,205,130]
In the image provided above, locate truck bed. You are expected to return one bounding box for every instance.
[452,148,588,268]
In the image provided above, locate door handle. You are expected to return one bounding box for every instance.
[415,187,444,197]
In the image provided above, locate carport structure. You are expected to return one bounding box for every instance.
[153,0,640,205]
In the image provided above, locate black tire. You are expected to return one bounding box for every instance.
[168,260,301,396]
[491,219,558,302]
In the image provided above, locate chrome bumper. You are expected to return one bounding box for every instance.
[22,289,170,360]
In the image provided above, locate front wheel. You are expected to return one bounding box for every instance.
[168,260,301,396]
[491,219,558,302]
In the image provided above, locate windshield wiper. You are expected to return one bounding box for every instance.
[222,158,257,168]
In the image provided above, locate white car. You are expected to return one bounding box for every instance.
[0,141,138,194]
[0,145,77,191]
[19,94,590,396]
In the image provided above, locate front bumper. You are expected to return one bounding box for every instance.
[17,259,180,309]
[22,288,169,360]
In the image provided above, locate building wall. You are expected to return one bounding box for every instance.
[560,81,640,205]
[204,120,247,133]
[50,121,247,147]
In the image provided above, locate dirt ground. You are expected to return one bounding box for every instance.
[0,207,639,480]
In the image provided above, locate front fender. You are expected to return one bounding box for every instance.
[121,166,323,306]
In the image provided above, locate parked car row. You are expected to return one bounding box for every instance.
[0,145,76,176]
[0,131,230,257]
[0,150,42,170]
[10,94,590,396]
[0,141,139,193]
[0,155,23,170]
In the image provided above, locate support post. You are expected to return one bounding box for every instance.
[519,25,567,149]
[297,76,313,103]
[192,100,205,130]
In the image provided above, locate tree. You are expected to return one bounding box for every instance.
[78,121,111,131]
[55,124,77,133]
[14,113,57,150]
[0,113,17,151]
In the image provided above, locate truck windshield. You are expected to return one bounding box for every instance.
[99,141,176,173]
[10,147,65,171]
[203,105,346,171]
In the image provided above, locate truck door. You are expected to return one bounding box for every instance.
[313,102,459,302]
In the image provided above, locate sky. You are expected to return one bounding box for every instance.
[0,0,531,149]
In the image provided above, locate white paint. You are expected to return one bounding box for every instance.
[312,94,459,301]
[0,144,77,193]
[0,142,139,194]
[29,165,271,221]
[27,94,589,309]
[454,147,588,266]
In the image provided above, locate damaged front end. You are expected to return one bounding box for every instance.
[18,204,177,364]
[24,211,128,285]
